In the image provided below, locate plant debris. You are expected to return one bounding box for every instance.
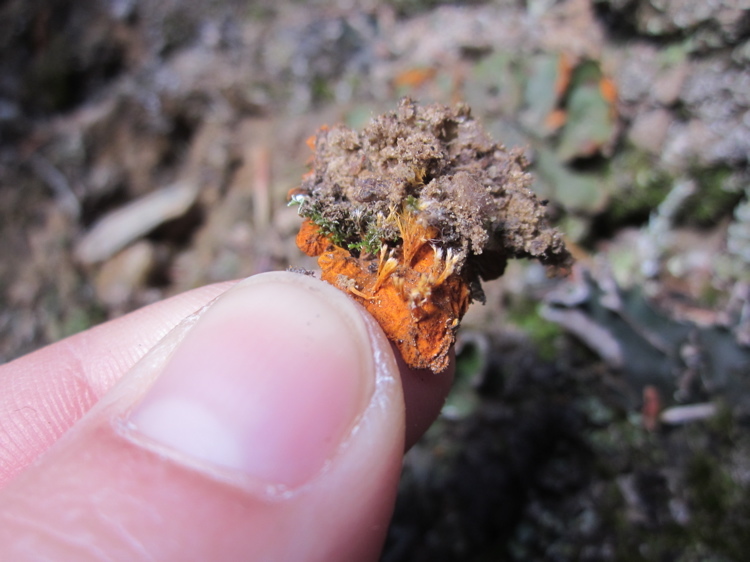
[291,98,571,372]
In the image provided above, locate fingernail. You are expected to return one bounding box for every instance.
[125,273,374,489]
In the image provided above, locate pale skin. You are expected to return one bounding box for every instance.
[0,272,454,560]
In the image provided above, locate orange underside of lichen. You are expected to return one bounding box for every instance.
[296,219,470,372]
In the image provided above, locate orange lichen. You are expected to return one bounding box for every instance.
[544,108,568,131]
[599,77,619,120]
[392,67,438,90]
[301,217,469,372]
[642,385,662,432]
[296,218,333,257]
[554,52,574,98]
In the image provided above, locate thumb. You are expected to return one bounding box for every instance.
[0,272,406,561]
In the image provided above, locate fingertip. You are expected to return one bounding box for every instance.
[125,272,379,489]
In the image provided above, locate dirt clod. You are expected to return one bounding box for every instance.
[292,98,572,371]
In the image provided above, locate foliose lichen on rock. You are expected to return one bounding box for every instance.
[290,98,572,372]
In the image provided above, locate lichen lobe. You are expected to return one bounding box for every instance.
[292,98,571,372]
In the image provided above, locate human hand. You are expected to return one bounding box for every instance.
[0,272,454,560]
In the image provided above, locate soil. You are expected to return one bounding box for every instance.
[1,0,749,560]
[294,98,570,371]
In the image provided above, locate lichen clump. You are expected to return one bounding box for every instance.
[291,98,571,372]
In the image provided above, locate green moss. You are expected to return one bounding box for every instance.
[677,166,743,227]
[506,298,563,361]
[347,222,386,255]
[606,148,673,225]
[295,197,396,257]
[60,305,106,338]
[310,76,334,106]
[706,403,735,443]
[455,341,484,380]
[297,200,350,247]
[404,194,420,211]
[685,451,750,560]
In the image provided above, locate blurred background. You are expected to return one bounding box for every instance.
[1,0,749,559]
